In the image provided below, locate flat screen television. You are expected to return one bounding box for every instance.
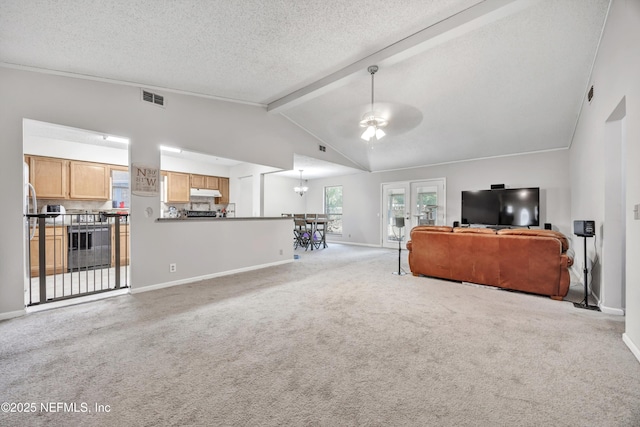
[461,187,540,227]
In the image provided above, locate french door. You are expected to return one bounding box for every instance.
[381,179,446,248]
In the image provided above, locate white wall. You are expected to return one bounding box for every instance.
[0,67,351,318]
[307,150,571,246]
[132,218,293,289]
[263,174,307,217]
[24,135,129,166]
[160,155,230,177]
[569,0,640,358]
[229,163,283,217]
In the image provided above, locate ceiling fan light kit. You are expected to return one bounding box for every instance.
[360,65,388,142]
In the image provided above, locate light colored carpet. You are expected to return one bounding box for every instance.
[1,244,638,426]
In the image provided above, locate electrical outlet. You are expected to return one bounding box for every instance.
[169,263,177,273]
[279,249,283,255]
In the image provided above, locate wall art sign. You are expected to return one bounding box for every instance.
[131,163,160,196]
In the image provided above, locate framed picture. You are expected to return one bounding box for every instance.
[131,163,160,196]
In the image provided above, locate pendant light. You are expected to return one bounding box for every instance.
[359,65,387,142]
[294,170,308,196]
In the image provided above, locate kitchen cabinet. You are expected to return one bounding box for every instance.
[191,174,219,190]
[29,156,69,199]
[218,177,229,204]
[191,174,206,189]
[30,226,67,277]
[167,172,190,203]
[28,156,111,200]
[69,161,110,200]
[206,176,219,190]
[111,224,130,267]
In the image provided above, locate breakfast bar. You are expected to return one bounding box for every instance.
[132,216,294,293]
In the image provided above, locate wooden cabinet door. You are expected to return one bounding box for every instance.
[69,161,110,200]
[219,177,229,204]
[167,172,190,202]
[205,176,219,190]
[30,226,67,277]
[111,224,130,267]
[191,174,206,189]
[30,156,68,199]
[119,225,130,266]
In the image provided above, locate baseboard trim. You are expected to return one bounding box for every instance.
[599,305,625,316]
[622,333,640,364]
[26,289,130,314]
[0,309,26,321]
[130,259,294,295]
[326,240,383,248]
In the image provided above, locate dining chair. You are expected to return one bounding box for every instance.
[312,214,328,249]
[293,218,311,250]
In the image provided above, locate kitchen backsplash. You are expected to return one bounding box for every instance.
[38,199,116,212]
[161,200,229,217]
[36,198,229,217]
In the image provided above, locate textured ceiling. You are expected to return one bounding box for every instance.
[1,0,610,174]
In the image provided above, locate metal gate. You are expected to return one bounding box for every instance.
[25,212,130,306]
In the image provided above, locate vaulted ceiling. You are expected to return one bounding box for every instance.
[0,0,610,173]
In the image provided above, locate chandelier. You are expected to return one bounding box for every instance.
[359,65,388,142]
[294,170,308,196]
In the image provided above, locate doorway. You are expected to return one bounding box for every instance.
[23,119,131,306]
[601,98,626,314]
[381,178,446,249]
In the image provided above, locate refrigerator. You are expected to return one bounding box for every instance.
[24,162,37,280]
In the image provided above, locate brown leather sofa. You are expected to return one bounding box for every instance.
[406,226,574,300]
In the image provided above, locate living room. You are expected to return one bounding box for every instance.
[1,0,638,355]
[0,1,639,424]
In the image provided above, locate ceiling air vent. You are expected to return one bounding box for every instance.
[141,89,165,107]
[319,145,326,152]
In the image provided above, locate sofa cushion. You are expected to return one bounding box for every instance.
[497,229,569,252]
[497,235,563,296]
[449,232,500,284]
[412,225,453,233]
[409,229,453,278]
[453,227,496,234]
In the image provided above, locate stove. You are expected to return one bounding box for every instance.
[185,210,217,218]
[68,223,111,271]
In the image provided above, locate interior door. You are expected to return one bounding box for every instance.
[382,179,446,249]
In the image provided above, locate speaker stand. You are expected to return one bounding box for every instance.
[392,226,406,276]
[573,235,600,311]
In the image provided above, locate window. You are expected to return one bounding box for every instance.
[387,190,405,241]
[111,168,130,209]
[415,187,437,225]
[324,185,343,234]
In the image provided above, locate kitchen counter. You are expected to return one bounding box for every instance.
[156,217,290,222]
[133,215,293,291]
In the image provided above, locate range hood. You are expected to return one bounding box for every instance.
[190,188,222,198]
